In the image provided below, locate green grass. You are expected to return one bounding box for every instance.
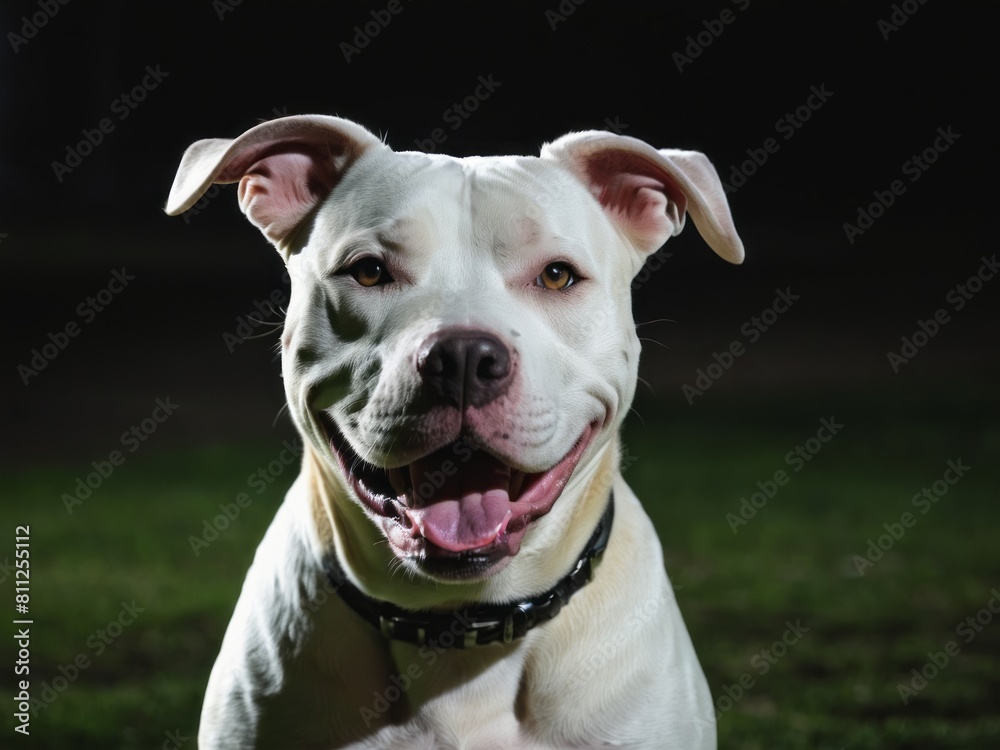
[1,392,998,748]
[626,391,1000,749]
[1,442,282,749]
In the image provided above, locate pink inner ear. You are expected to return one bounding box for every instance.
[585,152,687,253]
[237,150,337,244]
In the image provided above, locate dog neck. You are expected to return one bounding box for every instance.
[323,491,613,648]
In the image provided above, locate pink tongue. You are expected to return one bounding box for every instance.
[403,446,514,552]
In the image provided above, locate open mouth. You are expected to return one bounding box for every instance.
[319,416,596,576]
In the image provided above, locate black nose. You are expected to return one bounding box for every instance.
[418,331,513,408]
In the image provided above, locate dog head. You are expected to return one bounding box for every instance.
[167,115,742,600]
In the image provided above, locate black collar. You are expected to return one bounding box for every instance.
[324,493,614,649]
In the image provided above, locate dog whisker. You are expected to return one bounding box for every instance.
[270,402,290,429]
[238,328,284,342]
[246,314,285,329]
[637,337,671,350]
[635,375,656,396]
[635,318,676,328]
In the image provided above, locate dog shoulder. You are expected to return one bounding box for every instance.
[516,482,713,746]
[198,485,324,746]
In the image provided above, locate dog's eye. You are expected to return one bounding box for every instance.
[536,262,576,291]
[346,257,393,287]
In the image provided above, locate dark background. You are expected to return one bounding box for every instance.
[3,0,995,460]
[1,1,997,747]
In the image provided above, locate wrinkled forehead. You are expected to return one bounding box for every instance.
[314,150,609,258]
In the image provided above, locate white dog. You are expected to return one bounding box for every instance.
[166,114,743,749]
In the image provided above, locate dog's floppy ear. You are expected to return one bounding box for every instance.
[165,115,385,251]
[541,131,744,264]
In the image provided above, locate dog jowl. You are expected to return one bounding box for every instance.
[167,115,743,749]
